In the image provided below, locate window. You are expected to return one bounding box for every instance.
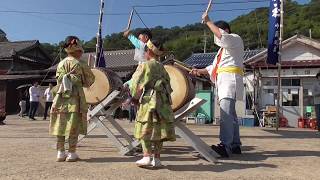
[246,93,253,109]
[281,78,300,86]
[281,79,291,86]
[303,88,314,106]
[292,79,300,86]
[267,89,274,93]
[263,89,274,94]
[263,80,273,86]
[262,78,277,86]
[282,88,299,106]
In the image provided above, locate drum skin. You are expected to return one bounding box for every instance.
[83,68,123,104]
[164,65,195,111]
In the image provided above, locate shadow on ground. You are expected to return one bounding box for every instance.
[82,155,277,172]
[82,156,198,163]
[198,129,319,139]
[234,149,320,162]
[81,144,319,172]
[163,162,277,172]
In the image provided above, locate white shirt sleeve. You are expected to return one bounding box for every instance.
[214,28,242,49]
[44,88,47,96]
[206,65,213,77]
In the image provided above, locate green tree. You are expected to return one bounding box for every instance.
[40,0,319,62]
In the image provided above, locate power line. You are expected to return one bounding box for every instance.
[0,0,270,16]
[0,7,96,30]
[136,8,265,15]
[0,10,98,16]
[27,13,96,30]
[0,7,267,16]
[133,0,269,8]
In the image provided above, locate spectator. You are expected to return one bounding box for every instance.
[122,85,137,123]
[129,102,136,123]
[18,90,27,117]
[43,83,54,120]
[18,100,26,117]
[28,81,40,120]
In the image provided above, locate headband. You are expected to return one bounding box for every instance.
[64,38,84,54]
[146,40,163,56]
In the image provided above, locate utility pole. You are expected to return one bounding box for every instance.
[203,30,209,53]
[309,29,312,39]
[276,0,284,131]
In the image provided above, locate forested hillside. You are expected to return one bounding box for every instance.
[42,0,320,61]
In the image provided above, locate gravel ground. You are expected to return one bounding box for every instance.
[0,115,319,180]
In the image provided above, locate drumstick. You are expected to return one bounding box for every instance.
[126,9,134,30]
[173,62,214,86]
[173,62,192,72]
[201,0,213,24]
[87,54,93,67]
[173,60,193,70]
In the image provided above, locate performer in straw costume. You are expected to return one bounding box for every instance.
[130,40,176,167]
[50,36,95,162]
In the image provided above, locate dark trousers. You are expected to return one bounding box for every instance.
[43,102,53,120]
[28,101,39,119]
[129,106,136,122]
[315,104,320,131]
[219,98,241,155]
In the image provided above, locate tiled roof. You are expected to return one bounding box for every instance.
[81,49,137,78]
[0,29,6,38]
[184,49,264,68]
[6,49,137,79]
[184,53,216,68]
[82,49,137,68]
[0,40,38,59]
[0,29,5,35]
[0,74,44,80]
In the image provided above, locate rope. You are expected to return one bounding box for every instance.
[39,47,62,86]
[133,8,150,30]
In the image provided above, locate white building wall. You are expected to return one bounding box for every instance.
[260,68,319,78]
[282,43,320,61]
[258,76,318,127]
[246,37,320,127]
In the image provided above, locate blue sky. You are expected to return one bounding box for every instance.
[0,0,310,44]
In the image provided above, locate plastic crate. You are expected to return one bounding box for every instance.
[196,113,207,124]
[242,118,255,127]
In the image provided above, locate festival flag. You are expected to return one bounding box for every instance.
[267,0,281,65]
